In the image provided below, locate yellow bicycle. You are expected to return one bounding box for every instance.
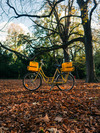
[23,59,75,91]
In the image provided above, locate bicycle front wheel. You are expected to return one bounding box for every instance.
[57,73,74,91]
[23,72,42,91]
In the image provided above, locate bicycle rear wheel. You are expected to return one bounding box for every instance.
[23,72,42,91]
[57,73,74,91]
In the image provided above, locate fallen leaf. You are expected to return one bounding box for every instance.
[70,130,76,133]
[47,128,57,132]
[41,113,50,122]
[54,116,63,122]
[0,79,100,132]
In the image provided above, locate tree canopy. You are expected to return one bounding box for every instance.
[0,0,100,82]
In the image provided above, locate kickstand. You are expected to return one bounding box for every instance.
[50,85,54,91]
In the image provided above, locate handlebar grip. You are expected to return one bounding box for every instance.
[40,59,46,64]
[40,59,43,63]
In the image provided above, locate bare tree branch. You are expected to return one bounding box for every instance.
[86,0,91,4]
[7,0,64,18]
[0,17,14,31]
[0,36,84,61]
[0,42,29,59]
[30,18,59,34]
[59,15,81,22]
[68,32,84,38]
[90,0,98,22]
[69,23,82,34]
[31,37,84,60]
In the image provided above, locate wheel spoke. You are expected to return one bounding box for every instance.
[57,73,74,91]
[23,72,42,91]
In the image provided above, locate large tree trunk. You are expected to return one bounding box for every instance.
[63,48,70,62]
[83,22,95,82]
[77,0,97,83]
[63,41,70,62]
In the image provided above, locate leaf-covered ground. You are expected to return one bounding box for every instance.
[0,79,100,133]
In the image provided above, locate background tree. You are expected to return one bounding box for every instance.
[0,0,99,82]
[2,0,83,59]
[77,0,99,82]
[0,23,32,78]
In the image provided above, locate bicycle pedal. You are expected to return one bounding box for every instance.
[50,85,54,90]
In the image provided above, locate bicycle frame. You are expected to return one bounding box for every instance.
[36,63,69,85]
[23,60,75,91]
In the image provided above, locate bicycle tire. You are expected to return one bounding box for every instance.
[23,72,42,91]
[57,73,75,91]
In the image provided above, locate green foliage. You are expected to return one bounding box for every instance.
[34,51,63,77]
[0,44,99,80]
[42,55,61,77]
[0,48,11,78]
[9,58,27,79]
[0,47,27,79]
[73,54,86,79]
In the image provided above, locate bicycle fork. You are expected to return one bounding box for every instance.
[49,74,59,90]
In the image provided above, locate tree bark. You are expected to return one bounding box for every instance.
[77,0,97,82]
[63,48,70,62]
[84,21,95,82]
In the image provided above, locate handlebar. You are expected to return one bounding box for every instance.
[40,59,45,67]
[40,59,62,68]
[40,59,44,63]
[54,64,61,68]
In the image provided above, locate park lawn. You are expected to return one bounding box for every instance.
[0,79,100,133]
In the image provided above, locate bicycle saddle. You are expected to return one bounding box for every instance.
[54,64,61,68]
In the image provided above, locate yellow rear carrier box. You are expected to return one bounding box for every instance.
[61,62,74,72]
[27,61,39,72]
